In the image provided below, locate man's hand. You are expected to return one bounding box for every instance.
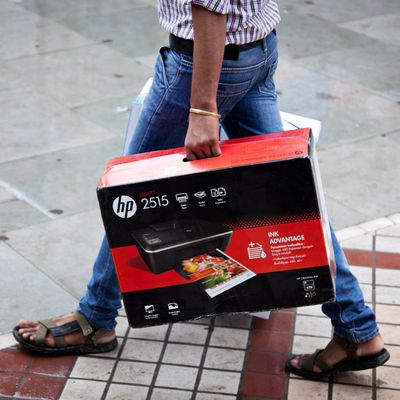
[186,4,227,160]
[185,113,221,160]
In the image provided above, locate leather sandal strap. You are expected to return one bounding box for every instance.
[300,349,333,372]
[53,335,67,348]
[75,312,94,337]
[35,323,49,347]
[91,329,110,346]
[334,335,359,361]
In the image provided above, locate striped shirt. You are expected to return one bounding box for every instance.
[158,0,281,45]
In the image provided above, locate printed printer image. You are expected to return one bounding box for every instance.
[130,219,233,276]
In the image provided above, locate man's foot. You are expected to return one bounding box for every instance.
[286,334,390,380]
[290,334,384,373]
[14,311,118,355]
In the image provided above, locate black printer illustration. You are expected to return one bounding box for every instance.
[131,219,233,275]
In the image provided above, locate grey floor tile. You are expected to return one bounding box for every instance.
[276,65,400,149]
[318,137,400,222]
[277,11,375,60]
[106,384,148,400]
[295,43,400,98]
[279,0,400,24]
[155,364,198,390]
[0,64,27,91]
[376,286,400,306]
[151,388,192,400]
[0,199,49,232]
[197,370,241,395]
[0,5,94,60]
[59,379,106,400]
[5,210,105,299]
[162,343,204,367]
[0,187,15,203]
[70,356,116,380]
[128,324,169,341]
[75,95,134,136]
[169,323,209,345]
[196,394,236,400]
[294,315,332,338]
[204,348,246,371]
[209,327,249,349]
[0,242,76,334]
[339,13,400,46]
[6,44,153,108]
[121,338,163,362]
[0,138,122,216]
[20,0,150,21]
[113,360,156,385]
[325,195,369,230]
[0,88,114,163]
[62,6,168,59]
[214,314,252,329]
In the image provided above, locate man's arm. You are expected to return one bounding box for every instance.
[184,4,227,161]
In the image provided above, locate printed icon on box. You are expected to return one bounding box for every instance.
[175,193,188,203]
[168,302,179,311]
[247,242,267,259]
[303,280,315,292]
[211,187,226,197]
[194,191,207,199]
[144,305,155,314]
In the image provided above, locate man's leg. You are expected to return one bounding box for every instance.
[221,34,384,372]
[17,47,193,347]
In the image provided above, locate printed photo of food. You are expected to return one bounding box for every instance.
[181,250,256,298]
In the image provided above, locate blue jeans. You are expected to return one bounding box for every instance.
[78,32,378,343]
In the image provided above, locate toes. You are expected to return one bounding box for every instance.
[18,320,37,328]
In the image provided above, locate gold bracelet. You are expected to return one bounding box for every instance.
[189,107,221,119]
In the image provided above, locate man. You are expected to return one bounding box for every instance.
[15,0,389,380]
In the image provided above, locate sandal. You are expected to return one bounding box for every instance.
[285,335,390,380]
[13,312,118,356]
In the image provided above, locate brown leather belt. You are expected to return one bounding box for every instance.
[169,33,270,61]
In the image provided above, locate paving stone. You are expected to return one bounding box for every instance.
[332,383,372,399]
[0,199,49,231]
[0,187,15,203]
[0,242,76,334]
[62,6,168,59]
[377,366,400,389]
[115,316,129,337]
[16,374,65,399]
[169,323,209,345]
[203,347,246,371]
[70,357,115,380]
[106,384,148,400]
[385,345,400,367]
[378,324,400,346]
[296,304,325,318]
[197,369,241,394]
[113,360,156,385]
[276,68,400,148]
[196,394,236,400]
[0,333,15,351]
[376,269,400,287]
[121,338,163,362]
[339,13,400,46]
[162,343,204,367]
[292,335,330,355]
[359,218,394,232]
[376,286,400,306]
[349,266,373,285]
[0,5,94,60]
[318,137,400,222]
[277,11,374,60]
[376,304,400,325]
[376,389,400,400]
[325,196,368,230]
[294,315,332,338]
[6,45,153,108]
[20,0,150,21]
[209,327,249,349]
[279,0,400,24]
[377,224,400,237]
[59,379,106,400]
[155,365,198,390]
[287,378,329,400]
[0,88,115,163]
[336,226,367,242]
[0,64,27,92]
[376,236,400,254]
[4,210,105,299]
[151,388,192,400]
[341,234,373,251]
[295,42,400,98]
[214,314,253,329]
[334,369,373,386]
[0,138,121,217]
[75,95,134,137]
[128,324,168,341]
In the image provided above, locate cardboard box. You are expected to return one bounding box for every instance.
[98,128,335,328]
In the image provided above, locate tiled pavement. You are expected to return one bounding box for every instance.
[1,215,399,400]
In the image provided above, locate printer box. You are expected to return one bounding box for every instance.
[97,128,335,328]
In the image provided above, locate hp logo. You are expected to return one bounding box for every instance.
[112,195,137,218]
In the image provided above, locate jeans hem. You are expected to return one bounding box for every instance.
[334,327,380,344]
[76,304,118,331]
